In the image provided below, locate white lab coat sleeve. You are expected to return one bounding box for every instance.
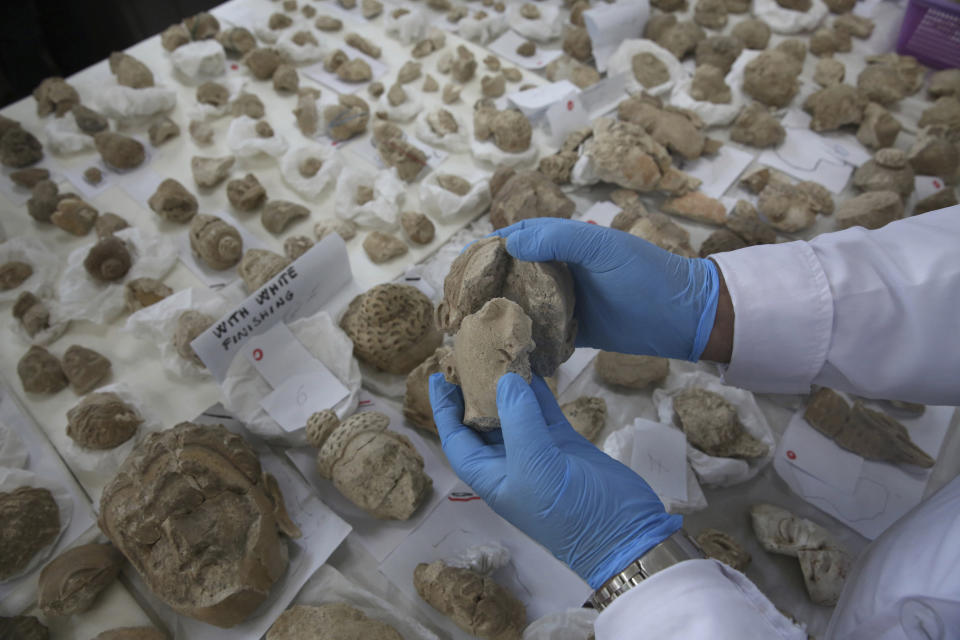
[710,207,960,404]
[593,559,806,639]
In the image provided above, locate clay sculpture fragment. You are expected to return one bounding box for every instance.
[0,261,32,291]
[618,94,719,161]
[38,543,122,616]
[0,616,49,640]
[488,168,575,229]
[125,278,172,312]
[340,283,442,375]
[227,173,268,211]
[473,101,533,154]
[673,388,768,458]
[267,603,403,640]
[99,422,302,628]
[13,291,51,337]
[438,236,576,379]
[239,249,290,292]
[696,529,751,571]
[798,548,852,606]
[84,236,132,282]
[414,560,526,640]
[804,388,934,467]
[62,345,111,394]
[18,345,68,394]
[403,346,452,434]
[66,392,141,450]
[730,103,785,148]
[0,486,61,580]
[96,212,129,239]
[51,198,99,236]
[173,310,214,367]
[189,214,243,270]
[305,410,431,519]
[561,396,607,442]
[148,179,198,223]
[94,132,145,171]
[262,200,309,234]
[835,191,903,229]
[441,298,535,430]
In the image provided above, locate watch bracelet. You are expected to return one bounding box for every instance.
[589,530,703,612]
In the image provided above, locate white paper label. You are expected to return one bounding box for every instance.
[914,175,949,201]
[680,145,756,199]
[546,95,589,148]
[628,418,688,503]
[576,201,621,228]
[507,81,580,117]
[780,411,864,492]
[487,30,564,70]
[579,72,628,119]
[583,2,650,72]
[190,234,352,381]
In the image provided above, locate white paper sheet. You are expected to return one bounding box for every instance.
[284,392,460,563]
[575,201,621,227]
[778,411,865,493]
[487,30,563,70]
[554,348,599,396]
[758,128,854,194]
[507,81,580,118]
[627,418,690,503]
[582,1,650,72]
[546,94,590,148]
[679,145,756,199]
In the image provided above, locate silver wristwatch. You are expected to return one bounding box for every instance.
[589,530,703,611]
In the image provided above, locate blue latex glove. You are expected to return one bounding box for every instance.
[492,218,720,361]
[430,371,682,589]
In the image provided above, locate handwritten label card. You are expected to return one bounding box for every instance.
[628,418,689,503]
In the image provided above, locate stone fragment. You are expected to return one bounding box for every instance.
[148,179,198,223]
[835,191,903,229]
[196,82,229,107]
[0,261,32,291]
[18,345,67,394]
[653,21,706,60]
[757,179,828,232]
[240,249,291,292]
[743,51,800,107]
[172,311,214,366]
[95,212,130,239]
[72,105,109,134]
[438,174,471,196]
[83,167,103,186]
[233,92,265,119]
[398,61,422,84]
[442,84,461,104]
[28,179,59,223]
[803,84,867,131]
[857,56,922,106]
[694,0,728,29]
[690,64,732,103]
[83,236,132,282]
[67,392,141,450]
[13,291,51,337]
[362,231,408,263]
[99,422,301,628]
[695,36,743,73]
[227,173,267,211]
[324,49,348,73]
[315,218,357,242]
[856,102,901,149]
[50,197,97,236]
[700,228,747,256]
[731,19,771,49]
[1,127,43,168]
[914,188,958,215]
[401,211,435,244]
[362,0,383,19]
[38,543,122,617]
[814,58,845,87]
[595,353,670,392]
[403,346,452,434]
[245,48,283,80]
[674,388,768,458]
[268,12,293,30]
[10,167,49,188]
[372,122,428,182]
[148,117,180,146]
[262,200,309,233]
[908,126,959,178]
[929,69,960,99]
[161,24,191,51]
[125,278,172,312]
[273,64,299,93]
[184,12,220,39]
[517,41,536,57]
[189,120,214,146]
[662,191,727,225]
[267,603,403,640]
[0,486,60,579]
[726,200,777,244]
[62,345,112,395]
[109,52,154,88]
[563,25,592,61]
[696,529,751,571]
[190,214,242,269]
[774,39,807,64]
[834,13,874,39]
[345,33,380,58]
[217,27,257,57]
[473,102,533,153]
[631,53,671,89]
[481,74,506,98]
[562,396,607,442]
[919,97,960,131]
[94,132,145,171]
[190,155,235,188]
[502,67,522,82]
[544,55,601,89]
[809,28,850,57]
[33,77,79,117]
[730,103,785,147]
[324,95,370,141]
[488,168,575,229]
[852,149,915,198]
[422,75,439,92]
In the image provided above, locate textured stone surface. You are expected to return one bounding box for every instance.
[674,388,768,458]
[618,94,713,160]
[38,543,122,616]
[362,231,408,264]
[488,168,575,229]
[852,151,915,198]
[473,101,532,153]
[400,211,435,245]
[0,261,33,291]
[94,132,145,171]
[582,117,675,192]
[190,155,235,188]
[0,486,60,580]
[403,345,452,434]
[227,173,267,211]
[125,278,172,312]
[62,345,111,394]
[663,191,727,225]
[803,84,867,132]
[190,214,243,270]
[33,77,79,117]
[239,249,290,292]
[1,127,43,168]
[262,200,309,234]
[66,392,140,450]
[562,396,607,442]
[18,345,68,394]
[835,191,903,230]
[730,103,785,148]
[731,19,771,49]
[84,236,132,282]
[595,351,669,389]
[109,52,154,88]
[148,179,198,223]
[267,603,403,640]
[51,198,98,236]
[743,51,801,108]
[696,529,751,571]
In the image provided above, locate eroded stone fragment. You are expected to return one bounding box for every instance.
[0,486,61,579]
[39,543,122,617]
[835,191,903,230]
[98,422,301,628]
[324,95,370,141]
[66,392,141,450]
[273,64,299,93]
[908,126,959,178]
[696,529,751,571]
[315,218,357,242]
[27,180,59,223]
[13,291,50,337]
[473,102,533,153]
[743,51,800,108]
[544,55,601,89]
[33,77,79,117]
[148,179,198,223]
[190,214,242,270]
[72,105,109,134]
[662,191,727,225]
[345,32,380,58]
[95,132,145,171]
[189,120,214,146]
[401,211,435,245]
[750,503,831,557]
[856,102,901,149]
[267,603,403,640]
[218,27,257,57]
[84,236,132,282]
[362,231,408,263]
[233,93,265,119]
[803,84,867,132]
[161,24,191,51]
[694,0,728,30]
[674,388,768,458]
[227,173,267,211]
[561,396,607,442]
[731,19,771,49]
[730,103,785,148]
[857,55,923,106]
[852,148,915,198]
[695,36,743,73]
[799,548,851,606]
[148,117,180,147]
[1,127,43,168]
[62,345,111,394]
[914,188,958,215]
[689,64,732,103]
[632,53,671,89]
[814,58,845,87]
[372,122,428,182]
[0,261,33,291]
[245,48,283,80]
[414,560,526,639]
[489,168,575,229]
[173,310,214,367]
[191,155,235,189]
[757,179,830,232]
[125,278,172,312]
[239,249,290,292]
[10,167,49,188]
[51,198,98,236]
[929,69,960,99]
[262,200,309,234]
[109,52,154,88]
[563,25,592,61]
[919,97,960,131]
[184,12,220,39]
[403,346,452,435]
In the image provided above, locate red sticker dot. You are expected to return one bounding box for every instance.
[231,63,239,71]
[253,348,263,361]
[933,180,942,189]
[567,100,574,111]
[786,450,796,460]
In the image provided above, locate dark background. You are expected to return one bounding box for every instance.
[0,0,220,107]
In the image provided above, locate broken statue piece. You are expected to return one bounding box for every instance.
[696,529,751,572]
[94,132,145,171]
[190,214,243,270]
[441,297,535,431]
[743,51,801,108]
[83,236,132,282]
[803,84,867,132]
[306,410,431,519]
[98,422,301,628]
[239,249,290,292]
[66,392,141,450]
[0,486,61,580]
[401,210,436,245]
[489,168,575,229]
[191,155,235,188]
[148,179,198,223]
[749,503,832,557]
[835,190,903,230]
[403,345,452,435]
[473,101,533,154]
[414,560,526,640]
[262,200,309,234]
[561,396,607,442]
[362,231,408,263]
[62,344,112,394]
[227,173,267,211]
[267,603,403,640]
[38,543,122,617]
[340,283,442,375]
[798,547,851,606]
[673,388,768,459]
[804,388,934,467]
[438,236,576,379]
[109,52,155,89]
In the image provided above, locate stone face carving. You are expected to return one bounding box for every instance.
[173,310,214,367]
[595,351,669,389]
[84,236,132,282]
[99,422,301,628]
[414,560,526,640]
[804,388,934,467]
[38,543,122,616]
[306,410,431,519]
[125,278,172,312]
[18,346,68,394]
[403,345,452,434]
[94,133,145,171]
[340,283,443,375]
[488,168,575,229]
[62,345,112,395]
[561,396,607,442]
[442,298,535,431]
[148,179,198,223]
[239,249,291,292]
[696,529,751,571]
[66,392,142,450]
[0,486,61,580]
[189,214,243,270]
[438,236,576,378]
[267,603,403,640]
[673,388,768,458]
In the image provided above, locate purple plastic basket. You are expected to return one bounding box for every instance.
[897,0,960,69]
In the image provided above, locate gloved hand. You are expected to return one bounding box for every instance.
[430,371,682,589]
[492,218,720,361]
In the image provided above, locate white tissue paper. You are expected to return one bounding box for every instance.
[253,21,284,45]
[10,296,70,347]
[169,39,227,79]
[186,76,247,121]
[275,30,328,63]
[60,382,162,476]
[471,131,541,168]
[446,542,512,575]
[414,108,470,152]
[0,467,72,584]
[95,85,178,120]
[0,421,29,469]
[605,39,687,96]
[385,8,430,44]
[376,88,423,123]
[334,165,405,228]
[227,115,290,158]
[419,172,491,221]
[570,153,599,187]
[458,11,508,44]
[0,236,60,303]
[290,565,441,640]
[508,4,563,42]
[280,144,344,200]
[523,608,599,640]
[58,227,177,325]
[652,370,776,487]
[124,286,230,381]
[670,64,746,128]
[44,116,95,154]
[603,421,708,513]
[220,311,362,446]
[753,0,829,34]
